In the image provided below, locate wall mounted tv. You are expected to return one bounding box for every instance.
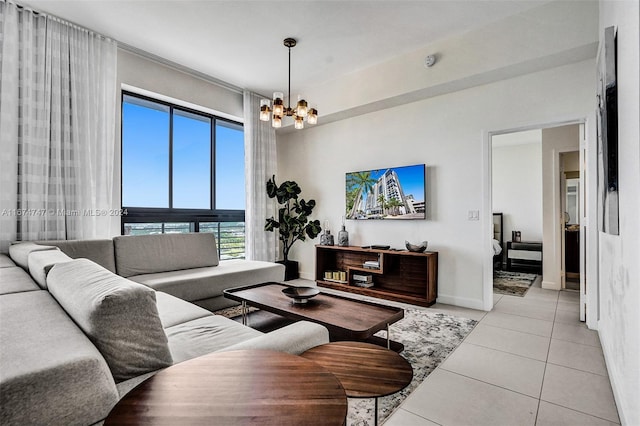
[345,164,426,220]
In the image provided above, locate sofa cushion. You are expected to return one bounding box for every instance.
[0,291,119,425]
[113,233,219,278]
[129,259,285,302]
[0,266,40,295]
[165,315,262,363]
[8,242,57,270]
[28,248,73,289]
[37,239,117,273]
[155,291,213,329]
[0,254,15,268]
[47,259,173,382]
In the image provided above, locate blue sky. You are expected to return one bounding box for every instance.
[348,164,425,202]
[122,98,245,210]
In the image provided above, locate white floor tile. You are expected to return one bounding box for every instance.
[547,339,608,376]
[556,300,580,313]
[558,291,580,303]
[384,408,441,426]
[553,309,582,325]
[524,288,560,303]
[536,401,620,425]
[482,311,553,337]
[440,342,546,397]
[493,298,557,321]
[541,364,619,423]
[552,322,601,347]
[402,369,538,426]
[464,323,550,361]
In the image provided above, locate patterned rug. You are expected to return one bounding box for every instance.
[347,309,477,425]
[216,306,477,425]
[493,270,537,296]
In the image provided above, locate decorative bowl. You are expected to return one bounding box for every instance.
[282,286,320,304]
[405,240,428,253]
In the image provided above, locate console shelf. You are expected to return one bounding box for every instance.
[315,245,438,307]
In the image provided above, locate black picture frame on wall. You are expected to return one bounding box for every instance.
[597,26,619,235]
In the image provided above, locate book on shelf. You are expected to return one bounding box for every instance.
[352,273,373,282]
[352,281,374,288]
[363,260,379,269]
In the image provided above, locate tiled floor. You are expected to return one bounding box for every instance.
[384,279,621,426]
[290,277,620,425]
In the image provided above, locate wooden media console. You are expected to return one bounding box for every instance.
[315,245,438,307]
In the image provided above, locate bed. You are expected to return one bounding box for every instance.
[492,213,504,270]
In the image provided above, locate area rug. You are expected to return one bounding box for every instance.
[216,306,477,425]
[347,309,477,425]
[493,270,537,296]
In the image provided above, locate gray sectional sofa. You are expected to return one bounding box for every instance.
[0,233,329,425]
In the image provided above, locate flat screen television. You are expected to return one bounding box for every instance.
[345,164,426,220]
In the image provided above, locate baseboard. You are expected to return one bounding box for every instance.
[541,280,560,290]
[598,323,628,425]
[299,271,315,281]
[435,294,485,311]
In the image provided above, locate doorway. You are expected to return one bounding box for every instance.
[483,121,588,316]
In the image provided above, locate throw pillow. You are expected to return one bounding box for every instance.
[47,259,173,381]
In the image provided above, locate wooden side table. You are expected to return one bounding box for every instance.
[301,341,413,425]
[105,349,348,425]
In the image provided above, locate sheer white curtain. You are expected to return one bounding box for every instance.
[0,3,117,252]
[243,91,278,261]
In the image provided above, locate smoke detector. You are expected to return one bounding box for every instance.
[424,55,436,68]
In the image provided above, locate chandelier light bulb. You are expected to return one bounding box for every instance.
[272,92,284,117]
[259,99,271,121]
[294,115,304,129]
[307,108,318,125]
[272,115,282,128]
[296,95,308,118]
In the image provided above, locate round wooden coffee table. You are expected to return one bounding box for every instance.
[301,341,413,425]
[105,349,348,425]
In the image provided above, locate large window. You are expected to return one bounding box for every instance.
[121,92,245,259]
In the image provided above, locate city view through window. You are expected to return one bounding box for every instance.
[121,93,245,259]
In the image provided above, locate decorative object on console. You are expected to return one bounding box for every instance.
[337,216,349,247]
[346,164,426,220]
[405,240,428,253]
[511,230,521,242]
[259,38,318,130]
[319,220,334,246]
[265,176,322,280]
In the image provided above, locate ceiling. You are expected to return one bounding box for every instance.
[19,0,549,97]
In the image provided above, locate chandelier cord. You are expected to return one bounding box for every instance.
[287,46,292,110]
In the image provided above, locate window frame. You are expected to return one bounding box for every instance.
[120,91,245,234]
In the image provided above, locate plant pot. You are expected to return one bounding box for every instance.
[277,260,299,281]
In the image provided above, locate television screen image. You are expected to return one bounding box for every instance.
[345,164,426,220]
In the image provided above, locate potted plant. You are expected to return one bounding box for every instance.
[265,175,322,280]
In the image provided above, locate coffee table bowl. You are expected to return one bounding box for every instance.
[282,286,320,304]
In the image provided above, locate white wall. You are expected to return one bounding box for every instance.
[597,1,640,425]
[277,60,595,310]
[492,142,543,243]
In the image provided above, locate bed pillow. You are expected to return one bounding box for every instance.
[47,259,173,382]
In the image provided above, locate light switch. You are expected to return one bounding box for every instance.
[468,210,479,221]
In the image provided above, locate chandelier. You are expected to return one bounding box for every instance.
[259,38,318,130]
